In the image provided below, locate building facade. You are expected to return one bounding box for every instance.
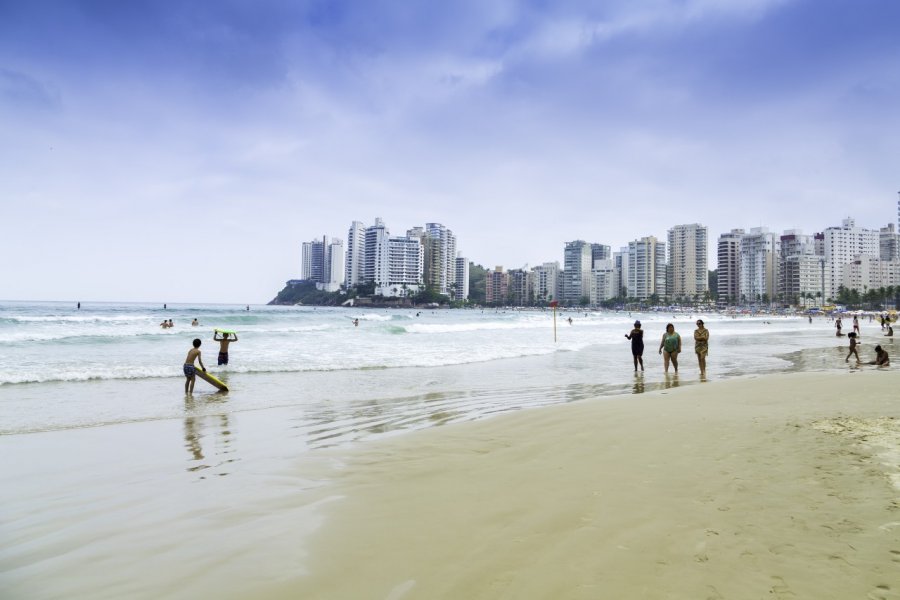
[562,240,592,304]
[740,228,778,304]
[627,236,666,302]
[717,229,743,306]
[666,223,708,302]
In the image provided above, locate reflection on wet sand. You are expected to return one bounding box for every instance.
[184,395,236,479]
[633,373,645,395]
[664,373,680,389]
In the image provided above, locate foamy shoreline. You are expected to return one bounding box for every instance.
[272,369,900,600]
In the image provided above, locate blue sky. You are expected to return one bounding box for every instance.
[2,0,898,303]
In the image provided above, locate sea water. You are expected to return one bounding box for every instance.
[0,300,865,441]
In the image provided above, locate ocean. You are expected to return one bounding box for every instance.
[0,300,864,440]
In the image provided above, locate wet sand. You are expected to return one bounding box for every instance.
[273,369,900,600]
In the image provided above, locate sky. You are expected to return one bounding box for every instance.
[2,0,899,303]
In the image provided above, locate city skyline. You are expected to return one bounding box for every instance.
[2,1,899,303]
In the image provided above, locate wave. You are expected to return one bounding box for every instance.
[0,347,564,386]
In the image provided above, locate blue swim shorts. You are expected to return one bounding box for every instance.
[183,364,196,377]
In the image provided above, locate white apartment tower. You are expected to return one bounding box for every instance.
[424,223,457,296]
[589,259,616,305]
[666,223,708,302]
[532,262,560,303]
[345,221,366,287]
[363,218,391,286]
[627,236,666,302]
[454,254,470,301]
[740,228,778,304]
[717,229,743,306]
[823,218,879,301]
[779,230,822,306]
[880,223,900,261]
[562,240,592,304]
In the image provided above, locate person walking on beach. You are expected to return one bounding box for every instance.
[624,320,644,372]
[183,338,206,394]
[885,324,893,337]
[852,315,860,336]
[845,332,860,363]
[213,330,238,366]
[694,319,709,376]
[868,345,890,367]
[835,317,843,336]
[659,323,681,373]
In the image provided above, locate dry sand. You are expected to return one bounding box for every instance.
[268,370,900,600]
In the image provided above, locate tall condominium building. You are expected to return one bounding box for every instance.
[591,243,611,268]
[508,269,530,306]
[532,262,560,303]
[666,223,708,302]
[613,248,629,299]
[627,236,666,302]
[717,229,743,306]
[363,218,390,285]
[302,236,345,291]
[345,221,366,287]
[823,218,879,300]
[485,267,509,304]
[454,254,470,301]
[423,223,457,296]
[589,259,616,304]
[880,223,900,261]
[779,230,822,306]
[740,228,778,304]
[562,240,593,304]
[379,235,423,297]
[301,237,326,282]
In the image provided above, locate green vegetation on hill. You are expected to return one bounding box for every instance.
[270,281,344,306]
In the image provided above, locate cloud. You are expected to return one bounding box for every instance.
[0,69,61,110]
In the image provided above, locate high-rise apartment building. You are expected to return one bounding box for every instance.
[666,223,708,302]
[508,269,530,306]
[627,236,666,302]
[591,243,611,268]
[880,223,900,261]
[532,262,560,303]
[779,230,822,306]
[301,236,345,291]
[717,229,743,306]
[589,259,616,304]
[740,228,778,304]
[485,267,509,304]
[345,221,366,287]
[613,248,629,299]
[454,255,470,301]
[823,218,879,300]
[424,223,457,296]
[562,240,592,304]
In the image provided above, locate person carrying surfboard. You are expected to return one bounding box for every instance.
[183,338,206,394]
[213,329,238,366]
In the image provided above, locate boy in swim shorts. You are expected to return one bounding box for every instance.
[214,330,238,365]
[183,338,206,394]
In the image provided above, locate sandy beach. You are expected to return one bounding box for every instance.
[269,369,900,600]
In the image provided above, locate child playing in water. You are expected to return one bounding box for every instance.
[213,330,238,366]
[845,332,860,363]
[183,338,206,394]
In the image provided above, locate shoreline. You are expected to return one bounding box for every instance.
[270,369,900,600]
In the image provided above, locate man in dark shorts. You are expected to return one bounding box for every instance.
[213,330,238,365]
[183,338,206,394]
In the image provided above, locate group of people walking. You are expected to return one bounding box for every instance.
[625,319,708,376]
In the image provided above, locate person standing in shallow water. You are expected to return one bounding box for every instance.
[694,319,709,376]
[659,323,681,373]
[625,320,645,372]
